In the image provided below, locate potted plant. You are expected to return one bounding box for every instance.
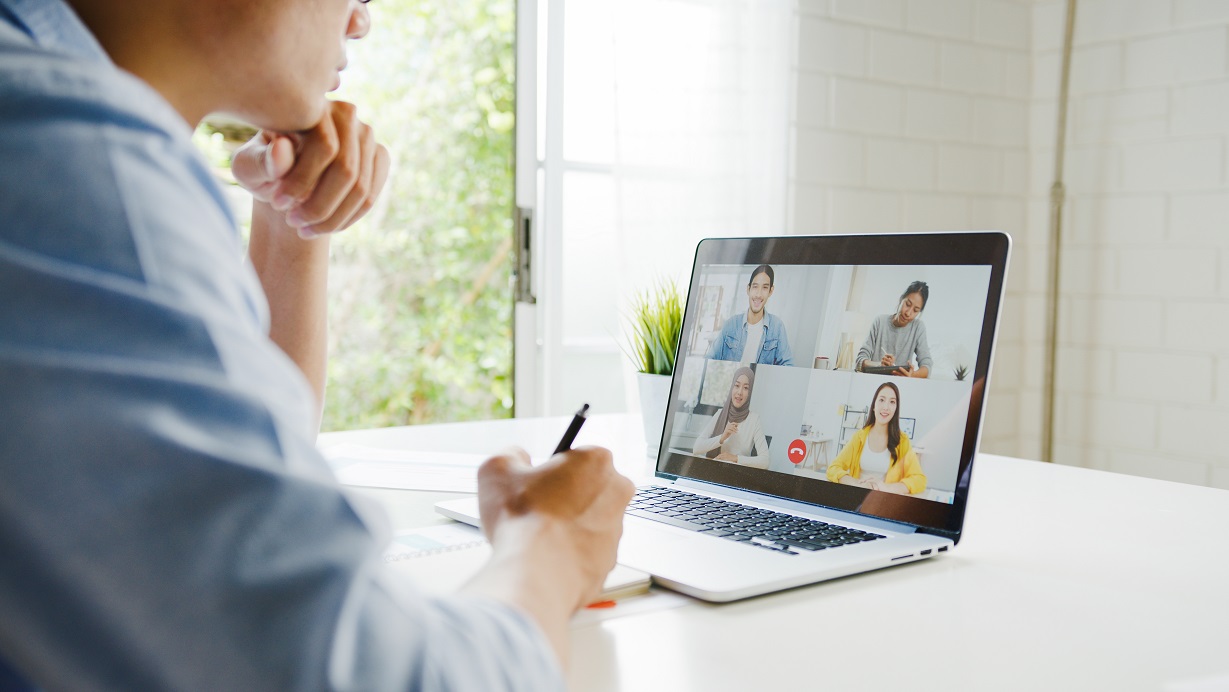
[623,279,684,457]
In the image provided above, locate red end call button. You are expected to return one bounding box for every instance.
[787,439,807,464]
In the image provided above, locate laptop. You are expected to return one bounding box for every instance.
[439,231,1011,602]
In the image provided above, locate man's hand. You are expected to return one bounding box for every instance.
[232,100,390,238]
[476,447,634,605]
[238,101,389,426]
[465,446,634,667]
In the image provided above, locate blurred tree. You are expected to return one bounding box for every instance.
[196,0,516,430]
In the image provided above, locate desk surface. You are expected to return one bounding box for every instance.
[320,414,1229,692]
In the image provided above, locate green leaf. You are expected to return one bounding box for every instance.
[621,279,684,375]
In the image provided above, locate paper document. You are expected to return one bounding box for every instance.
[383,524,652,605]
[321,444,485,493]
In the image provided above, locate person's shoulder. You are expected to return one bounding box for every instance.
[0,31,191,144]
[0,38,231,279]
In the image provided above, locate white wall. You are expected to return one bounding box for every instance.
[790,0,1229,490]
[788,0,1033,458]
[1032,0,1229,488]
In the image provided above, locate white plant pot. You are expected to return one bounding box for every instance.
[636,372,672,459]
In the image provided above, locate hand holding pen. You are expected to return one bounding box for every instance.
[468,401,634,656]
[553,403,590,455]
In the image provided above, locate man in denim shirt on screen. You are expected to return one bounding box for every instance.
[707,264,794,366]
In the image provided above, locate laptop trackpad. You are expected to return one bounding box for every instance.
[617,518,808,592]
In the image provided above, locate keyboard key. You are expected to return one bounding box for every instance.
[628,489,877,555]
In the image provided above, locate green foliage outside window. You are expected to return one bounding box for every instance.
[326,0,516,430]
[197,0,516,431]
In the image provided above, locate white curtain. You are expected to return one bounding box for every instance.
[612,0,794,283]
[550,0,795,412]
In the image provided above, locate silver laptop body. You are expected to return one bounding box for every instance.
[440,232,1011,602]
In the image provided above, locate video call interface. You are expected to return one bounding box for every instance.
[662,261,992,506]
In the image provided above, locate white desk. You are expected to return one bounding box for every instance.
[320,414,1229,692]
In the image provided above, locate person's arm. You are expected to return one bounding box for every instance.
[247,206,330,418]
[737,415,771,469]
[233,102,390,428]
[895,440,927,493]
[773,318,794,367]
[707,317,731,361]
[874,436,925,493]
[855,318,881,371]
[908,321,933,379]
[692,411,724,455]
[0,82,567,690]
[465,447,635,667]
[826,431,861,483]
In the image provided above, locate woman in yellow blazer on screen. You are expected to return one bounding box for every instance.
[827,382,926,495]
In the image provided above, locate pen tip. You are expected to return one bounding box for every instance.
[579,403,590,416]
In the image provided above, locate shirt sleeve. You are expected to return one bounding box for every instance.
[707,316,733,361]
[772,319,794,367]
[737,414,771,469]
[0,48,563,691]
[827,430,864,483]
[0,359,563,691]
[693,411,724,455]
[890,436,927,495]
[913,321,934,371]
[856,317,882,370]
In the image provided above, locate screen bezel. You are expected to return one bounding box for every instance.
[654,232,1011,542]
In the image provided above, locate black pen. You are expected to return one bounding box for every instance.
[553,403,590,455]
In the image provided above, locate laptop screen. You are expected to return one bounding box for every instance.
[656,233,1010,539]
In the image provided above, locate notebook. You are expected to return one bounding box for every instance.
[440,231,1011,602]
[384,524,651,602]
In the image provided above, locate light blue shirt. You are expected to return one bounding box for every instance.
[706,311,794,366]
[0,2,562,689]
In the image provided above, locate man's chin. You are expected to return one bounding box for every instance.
[235,99,328,134]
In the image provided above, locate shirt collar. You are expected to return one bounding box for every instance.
[742,312,770,330]
[0,0,109,62]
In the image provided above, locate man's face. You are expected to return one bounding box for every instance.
[213,0,371,130]
[746,272,774,316]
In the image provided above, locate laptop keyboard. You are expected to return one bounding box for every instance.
[627,487,885,556]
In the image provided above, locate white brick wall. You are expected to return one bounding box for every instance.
[789,1,1032,456]
[1175,0,1229,26]
[790,0,1229,489]
[1123,28,1225,88]
[1170,192,1229,242]
[833,79,906,133]
[907,89,974,140]
[1038,0,1229,487]
[871,31,940,85]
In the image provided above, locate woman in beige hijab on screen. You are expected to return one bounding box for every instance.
[692,366,770,469]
